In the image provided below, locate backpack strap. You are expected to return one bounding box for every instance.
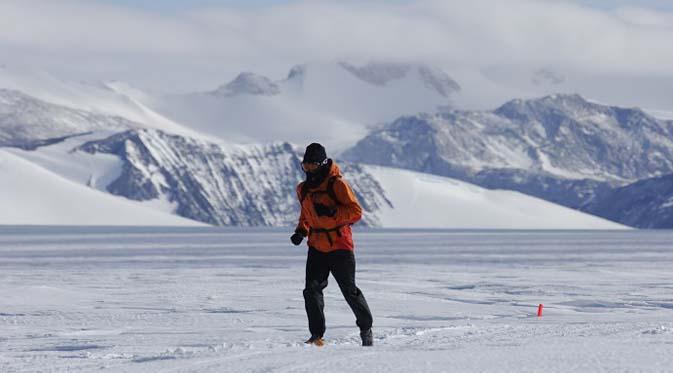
[299,182,309,202]
[326,175,342,205]
[300,175,342,204]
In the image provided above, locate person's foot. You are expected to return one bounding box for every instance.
[304,335,325,346]
[360,328,373,346]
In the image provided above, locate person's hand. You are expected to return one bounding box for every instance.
[313,203,336,217]
[290,232,304,246]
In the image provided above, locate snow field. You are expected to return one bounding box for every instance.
[1,227,672,372]
[0,150,203,226]
[364,166,626,229]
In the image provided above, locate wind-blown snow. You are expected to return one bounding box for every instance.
[0,150,203,226]
[1,227,672,372]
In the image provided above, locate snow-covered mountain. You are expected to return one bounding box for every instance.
[343,94,673,208]
[4,126,621,229]
[0,89,138,148]
[0,66,646,228]
[0,66,204,139]
[71,128,620,228]
[583,173,673,228]
[152,61,461,150]
[210,72,281,97]
[337,62,460,97]
[0,148,202,226]
[363,166,623,229]
[75,129,306,226]
[492,94,673,181]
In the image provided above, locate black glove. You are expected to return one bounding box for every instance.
[313,203,336,217]
[290,232,304,246]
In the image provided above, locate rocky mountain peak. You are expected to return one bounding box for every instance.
[495,93,591,118]
[338,62,411,86]
[287,64,307,81]
[417,65,461,98]
[338,62,460,97]
[75,128,386,226]
[212,72,280,97]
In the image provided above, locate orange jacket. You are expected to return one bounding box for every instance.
[295,161,362,252]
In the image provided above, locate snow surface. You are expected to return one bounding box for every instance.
[364,166,626,229]
[1,227,672,372]
[4,132,125,191]
[0,150,203,226]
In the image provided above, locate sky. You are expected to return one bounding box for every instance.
[99,0,673,12]
[574,0,673,11]
[98,0,294,12]
[1,0,673,110]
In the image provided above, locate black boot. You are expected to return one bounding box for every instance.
[360,328,373,346]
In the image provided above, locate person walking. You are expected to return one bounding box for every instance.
[290,143,373,347]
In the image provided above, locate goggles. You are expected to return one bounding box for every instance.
[301,159,327,172]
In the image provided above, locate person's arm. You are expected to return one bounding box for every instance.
[295,183,310,236]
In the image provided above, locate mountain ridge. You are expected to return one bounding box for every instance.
[343,93,673,210]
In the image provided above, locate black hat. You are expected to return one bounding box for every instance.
[302,143,327,164]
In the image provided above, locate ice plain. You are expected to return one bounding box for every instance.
[1,227,673,372]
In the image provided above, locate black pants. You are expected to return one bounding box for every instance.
[303,247,373,337]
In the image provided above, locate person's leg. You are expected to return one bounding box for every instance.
[328,250,373,332]
[303,247,330,338]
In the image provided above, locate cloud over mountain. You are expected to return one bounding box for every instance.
[1,0,672,110]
